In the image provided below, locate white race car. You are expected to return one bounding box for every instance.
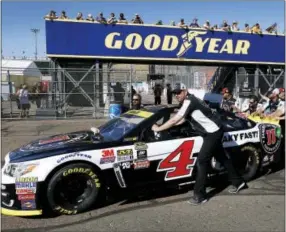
[1,106,283,217]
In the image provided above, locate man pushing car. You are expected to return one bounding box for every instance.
[151,85,247,205]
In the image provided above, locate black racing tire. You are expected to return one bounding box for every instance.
[233,145,261,181]
[46,163,101,215]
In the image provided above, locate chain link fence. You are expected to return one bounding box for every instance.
[1,65,214,120]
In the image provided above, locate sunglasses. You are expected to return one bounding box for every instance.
[133,98,139,101]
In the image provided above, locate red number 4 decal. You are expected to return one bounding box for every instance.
[266,129,276,145]
[157,140,197,181]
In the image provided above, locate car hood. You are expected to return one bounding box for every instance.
[8,131,115,163]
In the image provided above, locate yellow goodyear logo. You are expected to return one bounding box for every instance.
[105,31,250,56]
[62,168,101,188]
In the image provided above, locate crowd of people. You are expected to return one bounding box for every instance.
[44,10,280,34]
[220,87,285,123]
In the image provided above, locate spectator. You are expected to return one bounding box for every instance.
[155,20,163,25]
[220,87,238,112]
[211,24,218,30]
[266,23,278,34]
[258,88,282,115]
[16,84,30,118]
[59,11,68,19]
[231,21,239,31]
[110,82,125,104]
[131,13,144,24]
[170,21,176,26]
[177,18,187,28]
[251,23,262,34]
[278,88,285,101]
[118,13,128,24]
[31,82,42,108]
[242,95,259,116]
[189,18,200,28]
[76,12,84,20]
[221,20,230,31]
[203,20,211,30]
[86,14,94,22]
[96,12,107,24]
[166,83,173,104]
[244,23,251,32]
[131,93,144,110]
[154,84,162,105]
[107,13,117,24]
[44,10,58,20]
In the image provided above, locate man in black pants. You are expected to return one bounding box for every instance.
[151,86,247,205]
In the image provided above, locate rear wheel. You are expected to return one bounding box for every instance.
[231,145,261,181]
[46,163,101,215]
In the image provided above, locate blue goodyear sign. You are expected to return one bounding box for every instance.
[45,20,285,65]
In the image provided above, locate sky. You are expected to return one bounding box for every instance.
[2,1,285,58]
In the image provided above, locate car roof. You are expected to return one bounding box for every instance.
[142,104,178,113]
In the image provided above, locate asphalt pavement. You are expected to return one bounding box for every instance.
[1,119,285,232]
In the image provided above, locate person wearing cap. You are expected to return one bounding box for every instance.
[221,88,238,112]
[151,86,246,205]
[86,14,94,22]
[259,88,284,115]
[278,88,285,101]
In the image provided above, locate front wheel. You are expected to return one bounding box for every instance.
[46,163,101,215]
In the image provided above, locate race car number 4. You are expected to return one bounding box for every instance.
[157,140,197,181]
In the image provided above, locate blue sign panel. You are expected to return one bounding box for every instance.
[45,20,285,65]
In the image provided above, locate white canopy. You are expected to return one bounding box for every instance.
[1,59,42,77]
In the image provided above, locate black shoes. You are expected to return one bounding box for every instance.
[228,182,247,194]
[188,182,247,205]
[188,196,208,205]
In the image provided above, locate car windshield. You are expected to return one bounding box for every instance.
[99,110,154,142]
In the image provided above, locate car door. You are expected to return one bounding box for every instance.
[113,114,204,187]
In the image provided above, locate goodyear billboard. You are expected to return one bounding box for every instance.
[45,20,285,65]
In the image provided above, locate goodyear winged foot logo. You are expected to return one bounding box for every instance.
[176,31,207,57]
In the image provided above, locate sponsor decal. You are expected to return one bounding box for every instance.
[62,168,101,188]
[16,189,36,195]
[119,161,132,169]
[16,177,38,182]
[222,131,258,142]
[117,149,133,162]
[259,124,281,154]
[21,199,36,210]
[57,152,92,163]
[100,149,116,164]
[15,177,38,195]
[39,135,70,145]
[18,194,35,201]
[134,142,148,151]
[123,137,138,142]
[137,150,147,160]
[125,110,154,118]
[105,31,250,57]
[134,160,150,170]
